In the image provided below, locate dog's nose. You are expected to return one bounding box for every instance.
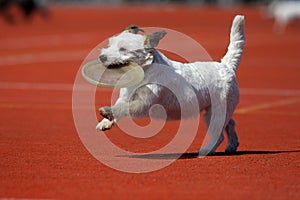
[99,55,107,63]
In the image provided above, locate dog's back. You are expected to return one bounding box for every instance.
[142,15,245,116]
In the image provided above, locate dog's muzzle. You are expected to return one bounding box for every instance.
[99,55,107,63]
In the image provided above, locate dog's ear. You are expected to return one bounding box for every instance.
[144,31,167,49]
[124,25,145,34]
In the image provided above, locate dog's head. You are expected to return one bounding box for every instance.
[99,25,166,67]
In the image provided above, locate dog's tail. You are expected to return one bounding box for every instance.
[221,15,245,72]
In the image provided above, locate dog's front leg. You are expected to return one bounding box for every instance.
[96,100,150,131]
[95,105,116,131]
[96,118,115,131]
[96,86,157,131]
[95,102,123,131]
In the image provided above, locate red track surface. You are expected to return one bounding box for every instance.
[1,5,300,200]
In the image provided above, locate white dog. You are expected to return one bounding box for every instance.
[96,15,245,155]
[267,0,300,32]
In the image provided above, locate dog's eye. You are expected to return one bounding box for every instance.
[119,47,127,52]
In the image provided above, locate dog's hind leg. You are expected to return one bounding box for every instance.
[199,107,225,155]
[225,118,239,153]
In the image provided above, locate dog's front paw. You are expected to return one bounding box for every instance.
[99,106,114,121]
[96,119,114,131]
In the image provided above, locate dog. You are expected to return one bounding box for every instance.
[96,15,245,155]
[266,0,300,32]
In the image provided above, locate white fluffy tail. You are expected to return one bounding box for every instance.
[221,15,245,72]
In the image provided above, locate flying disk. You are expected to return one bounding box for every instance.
[81,60,144,88]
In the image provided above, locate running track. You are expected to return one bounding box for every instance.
[0,5,299,199]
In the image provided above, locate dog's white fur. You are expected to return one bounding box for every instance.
[96,15,245,155]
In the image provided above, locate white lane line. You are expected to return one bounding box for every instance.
[0,32,99,50]
[1,102,299,115]
[236,97,300,114]
[0,82,299,113]
[0,102,71,110]
[0,50,89,66]
[0,82,111,92]
[0,82,74,91]
[0,198,53,200]
[0,82,91,91]
[0,82,300,97]
[240,88,300,97]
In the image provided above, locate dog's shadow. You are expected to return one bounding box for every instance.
[119,150,300,160]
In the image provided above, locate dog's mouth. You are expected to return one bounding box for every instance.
[106,60,131,68]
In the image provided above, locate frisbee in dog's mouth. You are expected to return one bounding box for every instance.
[81,60,144,88]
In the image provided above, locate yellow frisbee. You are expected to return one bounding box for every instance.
[81,60,144,88]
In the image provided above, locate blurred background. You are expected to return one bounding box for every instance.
[1,0,299,84]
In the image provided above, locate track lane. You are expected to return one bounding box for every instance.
[0,5,299,200]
